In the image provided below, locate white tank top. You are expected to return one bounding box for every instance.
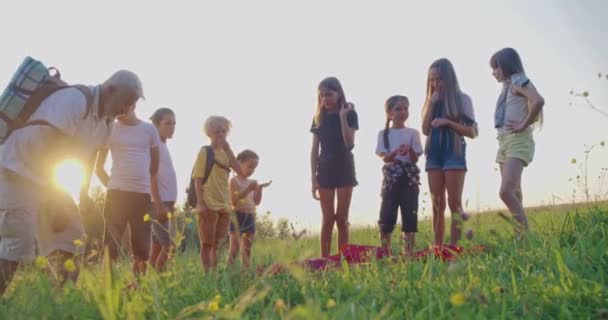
[232,176,256,213]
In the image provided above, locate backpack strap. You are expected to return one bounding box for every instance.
[201,145,215,185]
[15,85,94,132]
[72,85,94,119]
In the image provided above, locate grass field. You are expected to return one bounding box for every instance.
[0,203,606,319]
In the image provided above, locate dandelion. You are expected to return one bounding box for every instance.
[449,293,466,307]
[208,294,221,313]
[35,256,48,269]
[143,214,151,222]
[326,298,336,309]
[492,286,504,294]
[73,239,84,247]
[207,301,219,313]
[64,259,76,272]
[274,299,286,311]
[571,158,577,164]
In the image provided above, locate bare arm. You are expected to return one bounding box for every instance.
[422,102,434,136]
[195,178,206,210]
[408,149,420,163]
[80,152,97,198]
[149,146,166,219]
[229,177,239,207]
[513,82,545,130]
[79,151,97,210]
[446,120,477,139]
[95,148,110,187]
[339,105,356,148]
[311,135,320,181]
[310,134,320,200]
[222,141,244,177]
[254,187,263,206]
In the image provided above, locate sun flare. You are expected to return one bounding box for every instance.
[53,159,85,202]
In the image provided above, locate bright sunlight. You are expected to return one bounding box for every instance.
[53,159,85,203]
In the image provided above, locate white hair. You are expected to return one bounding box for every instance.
[103,70,144,99]
[204,116,231,136]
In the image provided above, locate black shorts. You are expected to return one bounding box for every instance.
[317,152,358,188]
[102,190,152,260]
[378,174,419,234]
[229,211,256,234]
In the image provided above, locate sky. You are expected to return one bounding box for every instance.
[1,0,607,231]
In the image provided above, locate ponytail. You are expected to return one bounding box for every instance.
[383,118,391,151]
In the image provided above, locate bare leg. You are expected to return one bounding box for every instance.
[336,187,353,252]
[149,242,161,268]
[0,259,19,296]
[240,233,254,269]
[319,188,336,257]
[380,234,392,254]
[227,232,240,266]
[402,232,415,254]
[499,158,528,235]
[154,246,170,272]
[428,170,447,246]
[445,170,466,245]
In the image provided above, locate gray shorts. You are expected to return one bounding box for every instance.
[0,168,39,262]
[151,202,174,246]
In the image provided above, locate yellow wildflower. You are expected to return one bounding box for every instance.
[492,286,504,294]
[73,239,84,247]
[449,293,466,307]
[207,301,219,313]
[326,299,336,309]
[143,214,151,222]
[64,259,77,272]
[167,212,173,219]
[35,256,48,269]
[274,299,286,311]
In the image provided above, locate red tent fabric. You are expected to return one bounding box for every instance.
[303,244,485,271]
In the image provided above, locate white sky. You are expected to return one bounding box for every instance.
[1,0,607,231]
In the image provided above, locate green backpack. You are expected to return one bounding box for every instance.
[0,57,93,143]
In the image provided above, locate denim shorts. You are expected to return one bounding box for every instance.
[425,141,467,171]
[229,211,256,234]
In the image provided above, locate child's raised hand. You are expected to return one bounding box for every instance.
[430,89,441,105]
[259,180,272,188]
[339,102,354,118]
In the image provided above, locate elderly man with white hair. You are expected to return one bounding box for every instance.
[0,70,144,294]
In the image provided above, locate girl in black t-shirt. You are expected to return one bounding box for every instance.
[310,77,358,257]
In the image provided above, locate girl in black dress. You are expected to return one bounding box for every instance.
[310,77,358,257]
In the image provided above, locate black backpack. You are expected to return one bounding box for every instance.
[186,146,230,208]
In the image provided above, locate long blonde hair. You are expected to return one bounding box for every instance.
[422,58,465,155]
[314,77,347,128]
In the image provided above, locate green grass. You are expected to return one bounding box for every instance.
[0,204,607,319]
